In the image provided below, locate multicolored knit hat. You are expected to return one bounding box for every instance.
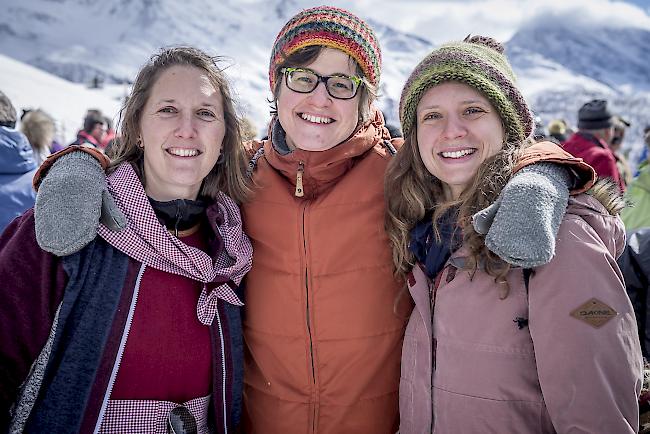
[269,6,381,91]
[399,35,533,142]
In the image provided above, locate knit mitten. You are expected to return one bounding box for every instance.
[35,151,125,256]
[472,162,572,268]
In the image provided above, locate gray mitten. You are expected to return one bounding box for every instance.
[35,151,126,256]
[472,162,572,268]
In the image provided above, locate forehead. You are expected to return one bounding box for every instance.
[303,47,357,76]
[418,81,490,108]
[150,65,221,102]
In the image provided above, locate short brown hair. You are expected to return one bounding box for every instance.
[270,46,377,124]
[110,46,251,203]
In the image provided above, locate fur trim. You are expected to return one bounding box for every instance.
[585,178,628,215]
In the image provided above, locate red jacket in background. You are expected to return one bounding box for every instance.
[563,132,625,191]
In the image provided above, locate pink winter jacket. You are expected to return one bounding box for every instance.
[399,193,643,434]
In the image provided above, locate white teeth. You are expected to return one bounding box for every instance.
[300,113,333,124]
[167,148,199,157]
[441,149,475,159]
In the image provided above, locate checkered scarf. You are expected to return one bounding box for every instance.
[97,163,252,325]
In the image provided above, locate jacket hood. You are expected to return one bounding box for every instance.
[263,108,391,198]
[0,126,37,174]
[568,179,627,258]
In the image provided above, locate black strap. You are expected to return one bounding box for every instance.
[523,268,534,293]
[382,140,397,156]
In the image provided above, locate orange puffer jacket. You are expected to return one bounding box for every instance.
[241,110,409,434]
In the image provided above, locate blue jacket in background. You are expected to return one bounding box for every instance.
[0,126,37,232]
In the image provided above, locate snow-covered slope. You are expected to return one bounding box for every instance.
[0,53,123,144]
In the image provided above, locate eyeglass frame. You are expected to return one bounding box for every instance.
[281,67,364,100]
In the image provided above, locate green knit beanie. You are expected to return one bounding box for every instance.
[399,35,533,143]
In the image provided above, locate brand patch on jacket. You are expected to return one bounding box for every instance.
[570,298,618,328]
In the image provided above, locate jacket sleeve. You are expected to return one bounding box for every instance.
[514,141,596,195]
[528,214,642,433]
[32,144,109,191]
[0,209,68,427]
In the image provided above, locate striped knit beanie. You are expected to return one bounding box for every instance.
[399,35,533,143]
[269,6,381,91]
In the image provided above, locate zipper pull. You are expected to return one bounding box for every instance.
[295,162,305,197]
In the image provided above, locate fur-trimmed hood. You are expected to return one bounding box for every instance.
[568,178,627,259]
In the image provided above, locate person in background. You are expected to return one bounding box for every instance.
[635,125,650,177]
[563,99,625,191]
[101,115,116,151]
[0,90,37,232]
[20,109,55,165]
[611,114,633,187]
[385,35,642,433]
[547,118,568,143]
[70,109,107,148]
[27,7,591,433]
[0,47,252,433]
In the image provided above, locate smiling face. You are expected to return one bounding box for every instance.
[139,65,225,201]
[277,48,361,152]
[416,81,505,200]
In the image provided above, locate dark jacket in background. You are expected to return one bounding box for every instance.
[619,227,650,358]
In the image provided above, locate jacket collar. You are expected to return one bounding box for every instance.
[263,108,390,199]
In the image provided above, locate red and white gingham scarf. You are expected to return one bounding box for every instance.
[97,163,252,325]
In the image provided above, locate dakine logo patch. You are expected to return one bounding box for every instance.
[570,298,618,328]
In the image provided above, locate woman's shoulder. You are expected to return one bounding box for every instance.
[560,180,626,259]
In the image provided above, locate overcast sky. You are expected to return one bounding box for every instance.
[328,0,650,44]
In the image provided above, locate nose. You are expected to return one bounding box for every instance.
[307,80,332,106]
[441,115,467,140]
[175,112,197,138]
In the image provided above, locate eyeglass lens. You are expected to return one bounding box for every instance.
[168,405,198,434]
[286,69,359,99]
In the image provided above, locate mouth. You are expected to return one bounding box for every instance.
[439,148,476,159]
[166,147,201,158]
[299,113,334,124]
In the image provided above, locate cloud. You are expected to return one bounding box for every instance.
[331,0,650,44]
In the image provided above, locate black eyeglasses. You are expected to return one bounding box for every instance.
[281,67,363,100]
[168,406,197,434]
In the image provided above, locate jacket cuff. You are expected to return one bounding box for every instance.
[513,141,597,195]
[33,145,109,191]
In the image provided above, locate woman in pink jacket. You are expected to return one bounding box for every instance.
[385,35,643,433]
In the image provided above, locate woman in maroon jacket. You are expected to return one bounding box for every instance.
[0,47,252,434]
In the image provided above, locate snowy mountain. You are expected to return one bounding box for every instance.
[1,0,649,162]
[507,17,650,163]
[1,0,432,139]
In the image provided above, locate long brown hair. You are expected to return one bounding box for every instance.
[385,122,530,297]
[110,46,252,203]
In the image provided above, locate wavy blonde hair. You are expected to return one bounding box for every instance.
[109,46,252,204]
[385,125,531,298]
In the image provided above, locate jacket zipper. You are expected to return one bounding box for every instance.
[214,302,228,433]
[93,263,146,434]
[295,162,305,197]
[429,265,447,434]
[301,201,317,432]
